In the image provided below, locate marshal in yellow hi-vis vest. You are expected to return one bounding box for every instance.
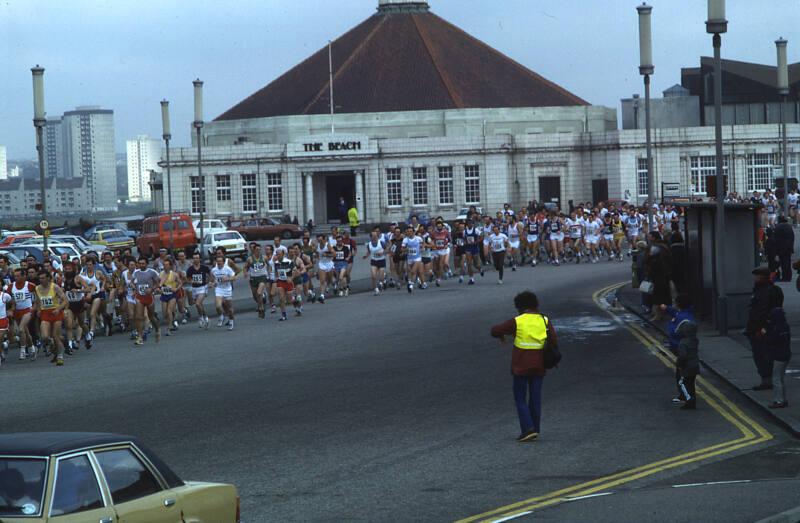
[513,313,548,350]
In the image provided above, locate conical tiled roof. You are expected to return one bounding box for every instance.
[215,1,587,121]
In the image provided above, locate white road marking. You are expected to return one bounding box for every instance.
[491,510,533,522]
[671,479,752,488]
[566,492,614,501]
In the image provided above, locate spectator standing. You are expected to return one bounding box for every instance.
[668,231,687,294]
[645,231,672,320]
[746,266,784,390]
[347,204,360,236]
[662,294,699,410]
[774,216,795,282]
[764,297,791,408]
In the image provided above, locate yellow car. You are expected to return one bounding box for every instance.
[0,432,240,522]
[87,229,135,250]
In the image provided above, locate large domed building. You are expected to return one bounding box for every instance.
[163,0,618,224]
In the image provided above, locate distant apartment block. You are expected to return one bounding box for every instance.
[127,135,161,202]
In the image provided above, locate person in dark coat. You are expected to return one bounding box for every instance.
[645,231,672,320]
[764,299,791,408]
[662,294,699,410]
[746,266,784,390]
[774,216,795,282]
[669,231,687,294]
[764,227,779,275]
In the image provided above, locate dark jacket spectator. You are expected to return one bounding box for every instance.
[764,227,779,274]
[765,306,791,363]
[774,218,794,282]
[645,233,673,310]
[669,232,687,294]
[747,276,784,335]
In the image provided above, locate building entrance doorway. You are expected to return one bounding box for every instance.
[539,176,562,208]
[325,173,355,223]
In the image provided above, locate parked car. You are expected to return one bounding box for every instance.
[1,230,37,238]
[0,251,22,269]
[204,231,247,259]
[87,229,135,250]
[0,234,40,248]
[84,223,138,241]
[455,206,483,221]
[192,219,228,240]
[137,213,197,257]
[0,432,240,522]
[19,242,82,263]
[0,246,44,264]
[47,234,107,256]
[228,217,302,241]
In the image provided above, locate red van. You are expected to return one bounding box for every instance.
[136,213,197,257]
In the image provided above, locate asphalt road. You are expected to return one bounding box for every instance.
[2,259,798,522]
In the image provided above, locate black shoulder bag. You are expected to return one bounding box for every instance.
[542,316,562,369]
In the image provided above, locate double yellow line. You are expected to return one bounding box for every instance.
[457,282,772,523]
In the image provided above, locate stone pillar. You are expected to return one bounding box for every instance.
[355,170,365,223]
[305,173,315,226]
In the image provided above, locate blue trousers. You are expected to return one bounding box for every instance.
[513,375,543,434]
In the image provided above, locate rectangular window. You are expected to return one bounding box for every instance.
[386,168,402,207]
[437,166,454,205]
[215,175,231,201]
[747,153,775,192]
[190,176,206,214]
[241,173,257,214]
[465,165,481,204]
[636,158,650,198]
[689,155,729,194]
[267,172,283,212]
[412,167,428,206]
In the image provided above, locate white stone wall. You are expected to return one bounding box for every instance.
[158,123,800,224]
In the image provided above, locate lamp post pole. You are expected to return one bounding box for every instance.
[31,65,48,253]
[161,99,174,253]
[193,79,205,261]
[776,38,790,217]
[707,0,728,335]
[637,3,655,234]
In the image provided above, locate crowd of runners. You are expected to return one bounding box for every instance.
[0,200,683,368]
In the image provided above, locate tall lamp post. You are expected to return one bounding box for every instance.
[31,65,48,253]
[707,0,728,335]
[637,3,655,233]
[161,99,174,252]
[193,79,205,261]
[776,38,789,216]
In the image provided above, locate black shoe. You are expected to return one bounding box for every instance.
[752,383,773,391]
[517,430,539,442]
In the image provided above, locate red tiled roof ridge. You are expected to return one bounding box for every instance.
[424,12,589,106]
[301,15,390,115]
[410,12,464,108]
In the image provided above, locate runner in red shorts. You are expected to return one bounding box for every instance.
[35,270,67,366]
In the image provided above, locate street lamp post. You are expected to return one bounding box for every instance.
[193,79,205,261]
[637,3,655,233]
[161,99,174,252]
[31,65,48,253]
[707,0,728,335]
[776,38,789,217]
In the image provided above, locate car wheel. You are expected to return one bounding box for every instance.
[282,230,292,239]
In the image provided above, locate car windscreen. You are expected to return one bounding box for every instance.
[0,457,47,517]
[214,232,240,241]
[51,246,77,257]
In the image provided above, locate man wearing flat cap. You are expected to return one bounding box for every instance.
[746,266,784,390]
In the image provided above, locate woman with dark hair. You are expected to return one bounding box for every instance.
[490,291,559,442]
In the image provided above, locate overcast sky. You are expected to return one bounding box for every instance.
[0,0,797,159]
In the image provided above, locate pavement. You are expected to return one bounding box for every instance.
[616,281,800,437]
[2,258,799,521]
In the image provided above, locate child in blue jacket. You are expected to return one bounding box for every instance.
[661,294,699,410]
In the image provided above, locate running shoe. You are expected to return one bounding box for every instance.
[344,288,350,297]
[512,266,517,272]
[28,346,37,361]
[56,356,64,366]
[498,279,503,285]
[279,313,287,322]
[407,283,413,293]
[435,279,441,287]
[517,431,538,443]
[458,276,463,284]
[319,294,326,304]
[228,320,234,331]
[374,288,380,296]
[271,305,277,314]
[480,269,485,277]
[18,348,26,361]
[134,337,144,346]
[468,278,475,285]
[217,317,225,328]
